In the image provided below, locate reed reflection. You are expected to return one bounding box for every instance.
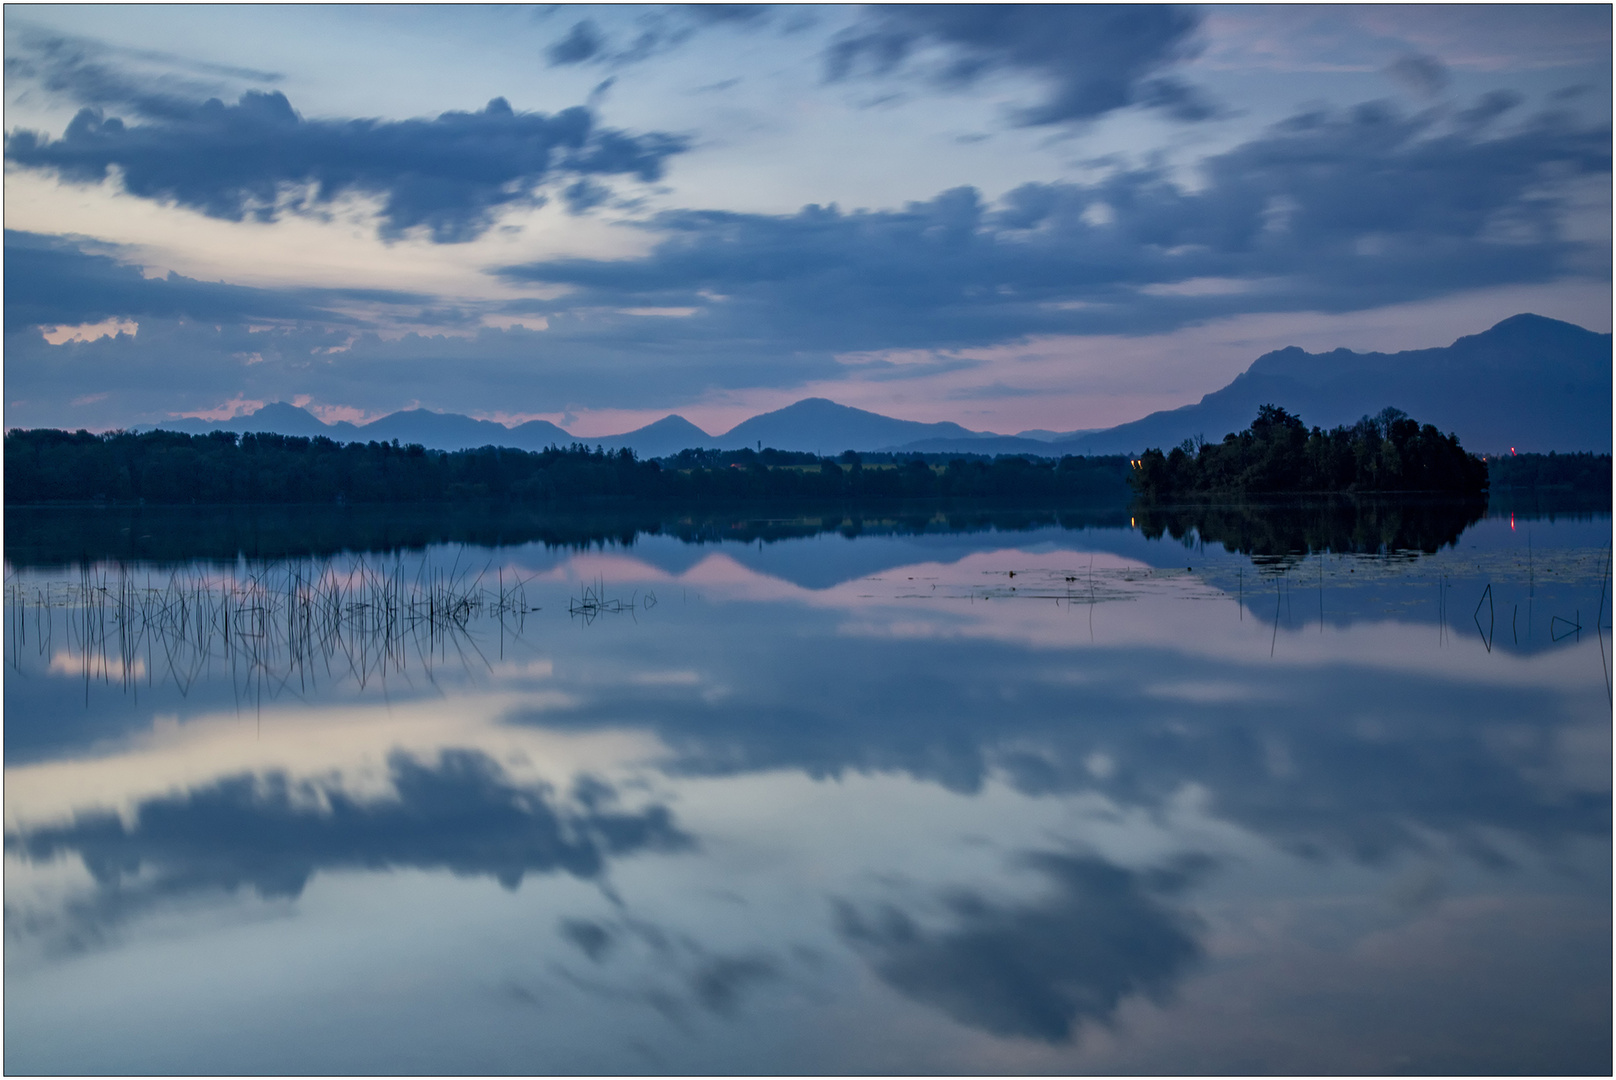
[6,556,540,707]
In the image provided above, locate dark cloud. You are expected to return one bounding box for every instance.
[548,20,608,65]
[689,955,777,1014]
[1,229,427,333]
[5,749,692,939]
[588,76,618,106]
[682,5,771,27]
[4,26,282,122]
[1457,89,1526,129]
[1386,52,1450,99]
[825,5,1213,126]
[8,101,1605,423]
[836,853,1204,1042]
[545,7,771,70]
[561,917,617,961]
[1132,75,1219,123]
[562,177,613,215]
[5,91,689,242]
[496,102,1608,353]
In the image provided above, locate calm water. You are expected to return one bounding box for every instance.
[5,503,1611,1074]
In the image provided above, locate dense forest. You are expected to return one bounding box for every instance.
[3,428,1132,506]
[1484,450,1611,493]
[1129,406,1491,498]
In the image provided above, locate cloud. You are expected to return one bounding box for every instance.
[1,312,840,428]
[683,5,771,27]
[561,916,616,961]
[2,230,430,333]
[563,178,613,215]
[548,20,608,66]
[544,7,771,70]
[825,5,1215,125]
[689,955,778,1014]
[1457,89,1525,129]
[5,749,692,939]
[7,99,1606,423]
[4,25,283,121]
[836,852,1204,1042]
[1385,52,1450,98]
[6,230,328,332]
[497,101,1609,348]
[5,91,690,242]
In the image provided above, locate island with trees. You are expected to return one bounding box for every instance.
[1128,405,1491,499]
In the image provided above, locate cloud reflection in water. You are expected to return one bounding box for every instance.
[7,749,691,941]
[837,852,1206,1043]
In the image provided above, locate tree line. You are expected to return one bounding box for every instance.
[1484,450,1610,494]
[4,427,1133,506]
[1129,405,1490,499]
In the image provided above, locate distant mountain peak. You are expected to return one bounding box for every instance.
[252,401,324,420]
[714,396,993,452]
[736,397,866,423]
[1465,312,1602,349]
[139,315,1605,459]
[1068,312,1609,455]
[629,414,710,438]
[1489,312,1570,331]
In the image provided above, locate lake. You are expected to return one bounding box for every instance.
[5,500,1611,1074]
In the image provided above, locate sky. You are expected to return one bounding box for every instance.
[4,3,1611,437]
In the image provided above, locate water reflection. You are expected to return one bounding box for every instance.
[5,557,541,705]
[4,502,1135,570]
[4,502,1609,1074]
[1134,496,1487,557]
[553,914,782,1021]
[8,750,688,945]
[531,601,1608,862]
[836,853,1207,1043]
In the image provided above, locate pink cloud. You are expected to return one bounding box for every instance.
[306,403,386,426]
[42,319,138,345]
[172,395,265,422]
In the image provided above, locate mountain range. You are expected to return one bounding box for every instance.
[145,314,1610,457]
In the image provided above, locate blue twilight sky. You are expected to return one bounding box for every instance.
[4,4,1611,436]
